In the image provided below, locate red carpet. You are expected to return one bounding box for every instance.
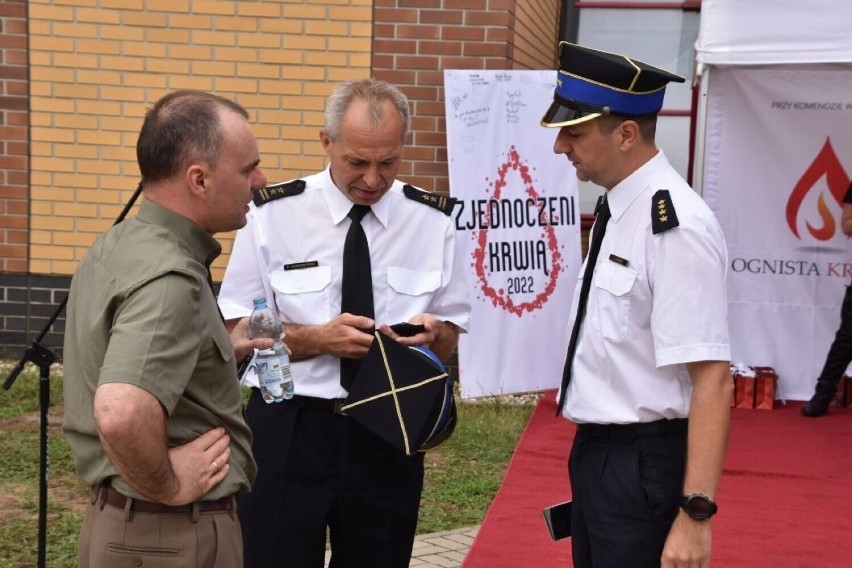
[464,390,852,567]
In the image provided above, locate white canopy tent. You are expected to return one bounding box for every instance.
[693,0,852,401]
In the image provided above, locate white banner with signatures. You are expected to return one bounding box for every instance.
[444,70,581,399]
[701,66,852,400]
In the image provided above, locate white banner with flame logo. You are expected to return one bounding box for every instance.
[444,70,581,399]
[702,66,852,400]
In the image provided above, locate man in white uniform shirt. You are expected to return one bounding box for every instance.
[218,78,471,568]
[541,43,733,568]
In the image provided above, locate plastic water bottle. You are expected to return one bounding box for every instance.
[248,297,294,403]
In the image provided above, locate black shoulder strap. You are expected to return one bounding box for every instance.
[253,179,306,207]
[652,189,679,234]
[402,184,457,216]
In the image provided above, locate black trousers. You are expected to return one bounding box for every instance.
[568,422,687,568]
[816,282,852,389]
[239,389,424,568]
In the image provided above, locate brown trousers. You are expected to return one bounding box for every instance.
[78,487,243,568]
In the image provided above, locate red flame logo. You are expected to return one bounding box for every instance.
[471,146,563,317]
[786,137,850,240]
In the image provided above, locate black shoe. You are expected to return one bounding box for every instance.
[801,390,834,417]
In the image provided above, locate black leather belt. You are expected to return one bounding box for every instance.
[292,394,346,414]
[576,418,688,442]
[101,486,234,514]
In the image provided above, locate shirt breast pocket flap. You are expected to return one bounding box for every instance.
[271,265,332,295]
[210,330,239,409]
[594,262,637,341]
[387,266,441,296]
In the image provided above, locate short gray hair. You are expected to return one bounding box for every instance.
[324,78,410,142]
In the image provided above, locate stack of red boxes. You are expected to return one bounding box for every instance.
[729,364,778,410]
[833,375,852,409]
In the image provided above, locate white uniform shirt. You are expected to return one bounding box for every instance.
[218,167,472,399]
[562,150,731,424]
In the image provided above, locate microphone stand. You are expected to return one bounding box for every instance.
[2,182,143,568]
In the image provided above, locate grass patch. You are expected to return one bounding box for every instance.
[0,361,535,565]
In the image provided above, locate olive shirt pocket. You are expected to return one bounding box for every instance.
[594,261,637,342]
[270,265,332,325]
[209,330,239,409]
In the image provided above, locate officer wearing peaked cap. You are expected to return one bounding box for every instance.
[542,42,733,567]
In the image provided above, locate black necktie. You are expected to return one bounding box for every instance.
[340,204,374,390]
[556,195,611,415]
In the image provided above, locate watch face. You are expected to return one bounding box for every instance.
[683,494,717,520]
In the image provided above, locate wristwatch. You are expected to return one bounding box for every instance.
[680,493,718,520]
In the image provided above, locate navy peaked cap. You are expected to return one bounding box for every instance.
[541,42,685,128]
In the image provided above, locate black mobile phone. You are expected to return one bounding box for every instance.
[389,322,426,337]
[542,500,572,541]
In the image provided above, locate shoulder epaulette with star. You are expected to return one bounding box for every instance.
[652,189,679,234]
[402,184,458,216]
[253,179,306,207]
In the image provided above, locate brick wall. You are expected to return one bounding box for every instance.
[27,0,373,281]
[372,0,562,193]
[1,0,564,360]
[0,0,28,274]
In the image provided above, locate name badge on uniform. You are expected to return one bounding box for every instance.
[283,261,319,271]
[608,254,629,267]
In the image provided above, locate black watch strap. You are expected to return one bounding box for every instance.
[680,493,718,520]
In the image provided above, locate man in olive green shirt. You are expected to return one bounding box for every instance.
[63,90,270,568]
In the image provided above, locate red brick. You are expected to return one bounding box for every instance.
[5,229,27,243]
[413,131,447,145]
[419,40,462,56]
[465,11,510,26]
[2,258,27,272]
[0,125,25,139]
[404,146,436,161]
[374,23,396,38]
[396,55,439,70]
[399,0,441,7]
[0,95,26,110]
[397,25,440,40]
[441,26,485,41]
[372,54,394,70]
[413,100,446,116]
[413,160,448,176]
[0,155,27,169]
[373,69,417,85]
[410,116,436,131]
[465,42,508,57]
[4,199,26,214]
[420,10,463,25]
[486,27,511,42]
[485,59,511,70]
[0,5,26,18]
[0,214,27,229]
[0,36,26,49]
[375,7,418,23]
[374,39,417,54]
[6,170,26,184]
[433,178,450,193]
[446,0,487,8]
[0,185,26,199]
[401,85,439,101]
[6,141,27,156]
[439,57,490,69]
[414,70,445,86]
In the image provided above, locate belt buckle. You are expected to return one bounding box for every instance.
[333,399,346,414]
